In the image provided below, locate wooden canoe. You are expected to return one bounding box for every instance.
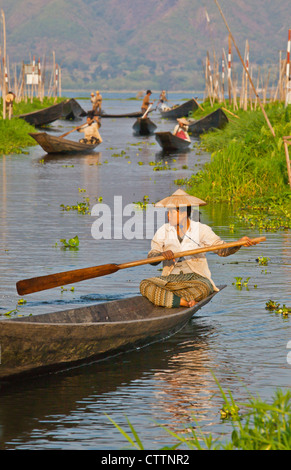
[188,108,229,135]
[62,98,87,120]
[159,98,198,119]
[155,131,191,151]
[96,111,144,118]
[17,101,64,126]
[0,288,224,381]
[132,117,157,135]
[29,132,99,154]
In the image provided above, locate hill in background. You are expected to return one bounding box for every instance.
[1,0,290,91]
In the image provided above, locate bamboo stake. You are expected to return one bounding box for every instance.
[244,40,249,111]
[214,0,276,137]
[227,34,232,105]
[222,106,240,118]
[286,29,291,106]
[1,9,7,119]
[283,137,291,188]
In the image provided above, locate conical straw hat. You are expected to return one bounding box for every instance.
[155,189,207,208]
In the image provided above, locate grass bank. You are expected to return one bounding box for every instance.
[0,97,65,155]
[178,101,291,231]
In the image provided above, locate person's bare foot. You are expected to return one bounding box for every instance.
[180,298,196,308]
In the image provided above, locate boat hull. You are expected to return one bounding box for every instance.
[159,99,198,119]
[97,111,143,118]
[155,131,191,151]
[17,102,64,126]
[188,108,228,135]
[29,132,99,154]
[62,99,87,120]
[132,117,157,135]
[0,289,224,381]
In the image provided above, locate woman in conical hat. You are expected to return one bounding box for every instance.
[172,118,191,142]
[140,189,257,308]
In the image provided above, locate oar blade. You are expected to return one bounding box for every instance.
[16,263,119,295]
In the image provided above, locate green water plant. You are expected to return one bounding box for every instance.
[233,277,250,288]
[256,256,270,266]
[59,235,79,249]
[265,300,291,317]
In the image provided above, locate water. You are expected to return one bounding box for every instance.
[0,93,290,450]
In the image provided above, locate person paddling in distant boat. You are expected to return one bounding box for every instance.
[77,114,102,144]
[173,118,191,142]
[141,90,153,115]
[159,99,171,111]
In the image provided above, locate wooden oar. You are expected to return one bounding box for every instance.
[59,124,87,139]
[142,100,156,118]
[16,237,266,295]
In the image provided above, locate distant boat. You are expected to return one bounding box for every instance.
[96,111,144,118]
[29,132,100,154]
[17,102,64,126]
[132,117,157,135]
[155,131,191,151]
[62,98,87,120]
[159,98,198,119]
[188,108,229,135]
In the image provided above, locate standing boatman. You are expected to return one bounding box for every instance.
[141,90,153,115]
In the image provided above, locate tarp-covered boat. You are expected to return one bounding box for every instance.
[159,98,198,119]
[17,102,64,126]
[188,108,229,135]
[62,98,87,120]
[0,288,224,381]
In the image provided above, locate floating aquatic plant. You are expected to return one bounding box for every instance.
[266,300,291,317]
[233,277,250,288]
[59,235,79,249]
[256,256,270,266]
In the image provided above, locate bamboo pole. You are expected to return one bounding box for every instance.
[221,54,226,103]
[286,29,291,107]
[227,34,232,105]
[283,137,291,188]
[214,0,276,137]
[244,40,249,110]
[1,9,7,119]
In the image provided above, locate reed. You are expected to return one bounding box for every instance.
[183,102,291,230]
[186,102,291,202]
[108,382,291,450]
[0,118,37,154]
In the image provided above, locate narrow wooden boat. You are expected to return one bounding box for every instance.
[132,117,157,135]
[188,108,229,135]
[0,287,224,381]
[29,132,99,154]
[17,101,64,126]
[62,98,87,120]
[96,111,144,118]
[159,98,198,119]
[155,131,191,151]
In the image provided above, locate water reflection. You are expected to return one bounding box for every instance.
[0,319,217,449]
[40,151,102,165]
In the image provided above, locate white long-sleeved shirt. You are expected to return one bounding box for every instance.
[148,221,238,291]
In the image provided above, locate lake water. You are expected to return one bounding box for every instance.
[0,93,290,450]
